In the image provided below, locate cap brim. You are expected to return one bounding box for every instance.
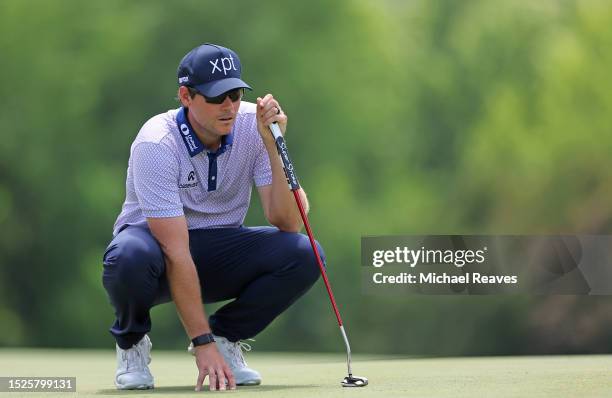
[195,78,252,97]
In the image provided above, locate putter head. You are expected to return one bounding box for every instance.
[341,375,368,387]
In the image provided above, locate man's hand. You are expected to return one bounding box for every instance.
[146,216,234,390]
[254,93,308,232]
[256,93,287,146]
[194,343,236,391]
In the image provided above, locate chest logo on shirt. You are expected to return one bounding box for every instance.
[179,170,199,189]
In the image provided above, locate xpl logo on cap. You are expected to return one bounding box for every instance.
[210,55,238,75]
[177,43,251,97]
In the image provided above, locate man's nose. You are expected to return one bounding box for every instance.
[220,95,235,108]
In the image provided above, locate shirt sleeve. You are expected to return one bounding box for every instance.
[131,142,184,218]
[253,129,273,187]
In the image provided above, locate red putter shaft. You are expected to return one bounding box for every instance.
[292,190,343,327]
[268,122,368,386]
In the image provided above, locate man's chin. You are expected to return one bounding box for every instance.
[217,120,235,133]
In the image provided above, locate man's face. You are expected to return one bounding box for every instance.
[179,87,242,138]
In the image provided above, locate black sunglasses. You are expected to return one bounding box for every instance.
[200,88,244,104]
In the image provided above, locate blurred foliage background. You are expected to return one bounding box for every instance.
[1,0,612,356]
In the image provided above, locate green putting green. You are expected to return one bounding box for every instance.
[1,349,611,397]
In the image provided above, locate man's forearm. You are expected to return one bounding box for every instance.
[165,253,210,339]
[265,141,308,231]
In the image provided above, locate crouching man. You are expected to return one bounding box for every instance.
[102,43,323,391]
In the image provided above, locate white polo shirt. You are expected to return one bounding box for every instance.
[112,102,272,236]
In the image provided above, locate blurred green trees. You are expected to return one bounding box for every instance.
[1,0,612,355]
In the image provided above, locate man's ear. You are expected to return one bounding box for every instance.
[178,86,191,107]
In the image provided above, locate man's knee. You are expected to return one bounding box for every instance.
[103,234,164,285]
[292,234,324,285]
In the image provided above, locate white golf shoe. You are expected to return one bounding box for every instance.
[115,335,154,390]
[188,335,262,386]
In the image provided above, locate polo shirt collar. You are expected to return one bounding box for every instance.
[175,107,234,158]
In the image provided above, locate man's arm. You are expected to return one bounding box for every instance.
[255,93,307,233]
[147,216,208,337]
[147,216,235,391]
[257,181,308,233]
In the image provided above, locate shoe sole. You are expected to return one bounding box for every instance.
[237,380,261,386]
[116,384,154,390]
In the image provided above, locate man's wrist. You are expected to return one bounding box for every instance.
[262,136,277,151]
[191,333,215,347]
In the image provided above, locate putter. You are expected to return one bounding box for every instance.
[268,122,368,388]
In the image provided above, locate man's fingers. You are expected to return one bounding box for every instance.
[216,367,227,391]
[257,94,277,112]
[256,94,287,137]
[195,369,207,392]
[263,107,280,120]
[258,104,279,121]
[262,113,287,129]
[258,93,273,108]
[224,363,237,390]
[208,367,217,391]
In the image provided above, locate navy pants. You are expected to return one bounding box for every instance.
[102,225,323,349]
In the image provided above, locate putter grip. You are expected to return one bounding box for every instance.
[269,123,300,191]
